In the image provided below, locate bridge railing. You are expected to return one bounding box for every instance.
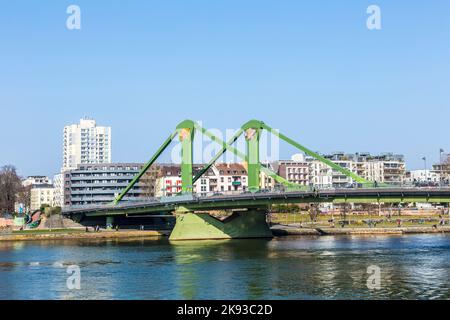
[63,184,450,212]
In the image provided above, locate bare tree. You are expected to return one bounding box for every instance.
[340,203,351,224]
[140,165,161,198]
[16,184,32,212]
[309,203,319,222]
[0,165,22,215]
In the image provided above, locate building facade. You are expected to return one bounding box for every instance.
[22,176,51,187]
[274,152,406,189]
[260,162,277,190]
[52,173,64,208]
[63,119,112,171]
[432,154,450,184]
[309,161,333,188]
[63,163,158,206]
[30,184,55,211]
[155,163,248,197]
[214,163,248,193]
[276,157,310,186]
[406,170,441,185]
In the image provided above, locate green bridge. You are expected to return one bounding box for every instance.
[63,120,450,241]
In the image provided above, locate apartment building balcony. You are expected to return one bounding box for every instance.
[70,189,144,195]
[70,195,142,202]
[70,174,137,180]
[69,182,136,188]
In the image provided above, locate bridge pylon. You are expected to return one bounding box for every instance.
[242,120,265,192]
[177,120,196,194]
[109,119,379,241]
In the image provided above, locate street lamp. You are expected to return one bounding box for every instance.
[439,149,444,187]
[422,157,427,183]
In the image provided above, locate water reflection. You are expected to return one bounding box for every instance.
[0,235,448,300]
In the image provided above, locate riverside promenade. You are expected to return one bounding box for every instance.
[0,229,169,242]
[1,225,450,242]
[272,225,450,236]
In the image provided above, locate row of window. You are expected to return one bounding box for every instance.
[77,166,140,171]
[219,170,246,175]
[71,172,137,177]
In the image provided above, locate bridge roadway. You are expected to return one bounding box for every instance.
[63,187,450,219]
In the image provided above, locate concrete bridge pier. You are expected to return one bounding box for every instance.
[169,208,273,241]
[106,216,114,230]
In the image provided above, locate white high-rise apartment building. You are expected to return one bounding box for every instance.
[63,119,112,171]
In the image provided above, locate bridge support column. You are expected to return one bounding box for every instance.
[177,121,195,194]
[106,216,114,230]
[245,127,261,193]
[169,209,273,241]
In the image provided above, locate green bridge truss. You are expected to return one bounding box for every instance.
[114,119,374,205]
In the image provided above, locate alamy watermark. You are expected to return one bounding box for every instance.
[367,5,382,30]
[66,5,81,30]
[54,262,81,290]
[367,265,382,290]
[66,265,81,290]
[170,122,280,165]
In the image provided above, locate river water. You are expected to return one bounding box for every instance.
[0,234,449,300]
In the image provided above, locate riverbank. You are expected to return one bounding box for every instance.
[1,225,450,241]
[0,229,170,242]
[271,224,450,236]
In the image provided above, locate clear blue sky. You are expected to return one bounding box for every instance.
[1,1,449,177]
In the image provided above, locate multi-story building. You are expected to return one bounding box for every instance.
[63,163,159,207]
[215,163,248,192]
[156,165,216,197]
[406,170,441,185]
[309,160,333,188]
[274,152,406,189]
[361,153,406,185]
[432,154,450,184]
[321,152,406,187]
[63,119,111,171]
[14,176,52,213]
[30,184,55,211]
[276,154,310,186]
[260,162,276,190]
[52,173,64,208]
[157,165,183,197]
[22,176,51,187]
[156,163,248,197]
[323,152,359,188]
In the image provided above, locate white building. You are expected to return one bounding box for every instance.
[63,119,112,171]
[214,163,248,193]
[275,152,406,189]
[407,170,441,184]
[52,173,64,208]
[155,163,248,197]
[30,184,55,211]
[22,176,51,187]
[309,161,333,188]
[260,162,277,190]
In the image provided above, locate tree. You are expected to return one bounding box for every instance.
[0,165,22,215]
[16,184,31,212]
[140,165,162,198]
[309,203,320,222]
[340,203,351,224]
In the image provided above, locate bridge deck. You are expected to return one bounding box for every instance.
[63,188,450,218]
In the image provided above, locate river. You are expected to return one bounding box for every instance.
[0,234,449,300]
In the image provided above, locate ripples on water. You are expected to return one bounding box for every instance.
[0,235,449,300]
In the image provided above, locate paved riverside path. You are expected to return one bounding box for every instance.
[0,230,169,242]
[271,225,450,236]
